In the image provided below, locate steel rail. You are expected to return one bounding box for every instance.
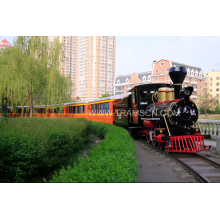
[168,153,210,183]
[195,153,220,168]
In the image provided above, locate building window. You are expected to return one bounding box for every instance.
[161,63,164,66]
[217,94,219,97]
[217,77,219,80]
[210,77,213,81]
[210,89,212,92]
[217,82,219,86]
[156,70,158,73]
[210,83,213,86]
[135,79,136,82]
[161,69,163,74]
[155,76,158,81]
[117,79,120,84]
[217,88,219,92]
[166,68,169,72]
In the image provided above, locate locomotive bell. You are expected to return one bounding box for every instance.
[169,66,187,99]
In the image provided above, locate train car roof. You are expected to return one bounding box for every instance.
[128,83,172,92]
[63,93,129,106]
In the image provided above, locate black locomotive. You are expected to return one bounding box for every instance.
[113,66,211,153]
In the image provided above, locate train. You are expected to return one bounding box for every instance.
[0,66,211,153]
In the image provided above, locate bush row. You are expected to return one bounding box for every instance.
[48,121,138,183]
[0,118,90,182]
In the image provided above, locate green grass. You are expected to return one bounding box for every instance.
[199,117,220,120]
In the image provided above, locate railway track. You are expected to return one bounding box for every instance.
[136,135,220,183]
[167,153,220,183]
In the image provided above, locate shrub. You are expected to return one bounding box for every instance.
[49,121,138,183]
[0,117,90,182]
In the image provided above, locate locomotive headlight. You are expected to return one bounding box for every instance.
[184,90,190,96]
[180,86,193,99]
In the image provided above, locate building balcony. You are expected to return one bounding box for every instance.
[191,95,197,99]
[115,90,124,94]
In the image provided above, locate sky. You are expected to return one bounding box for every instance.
[1,36,220,78]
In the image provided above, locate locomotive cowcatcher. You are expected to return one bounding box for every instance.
[113,66,211,153]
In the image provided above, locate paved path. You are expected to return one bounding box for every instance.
[135,140,197,183]
[205,140,216,147]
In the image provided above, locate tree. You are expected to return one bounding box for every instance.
[197,89,219,115]
[100,92,114,98]
[0,36,72,117]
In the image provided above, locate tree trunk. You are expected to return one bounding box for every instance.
[1,97,8,117]
[29,94,33,118]
[205,108,208,117]
[21,105,24,117]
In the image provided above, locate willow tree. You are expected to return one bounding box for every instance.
[0,36,72,117]
[0,46,22,116]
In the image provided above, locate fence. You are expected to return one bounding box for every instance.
[198,119,220,140]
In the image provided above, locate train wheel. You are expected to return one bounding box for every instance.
[159,143,164,150]
[152,139,157,146]
[146,134,151,144]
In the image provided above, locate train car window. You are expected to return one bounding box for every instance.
[90,105,92,113]
[69,106,71,113]
[95,104,98,113]
[139,89,148,105]
[100,103,103,113]
[18,108,22,113]
[73,106,75,113]
[78,106,80,113]
[82,105,85,113]
[106,102,109,113]
[43,108,46,114]
[103,103,106,113]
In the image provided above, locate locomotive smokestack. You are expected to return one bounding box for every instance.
[169,66,187,99]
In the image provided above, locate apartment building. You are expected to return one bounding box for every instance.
[55,36,116,101]
[152,59,207,102]
[114,71,152,95]
[204,71,220,102]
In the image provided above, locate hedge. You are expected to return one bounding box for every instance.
[48,121,138,183]
[0,117,90,182]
